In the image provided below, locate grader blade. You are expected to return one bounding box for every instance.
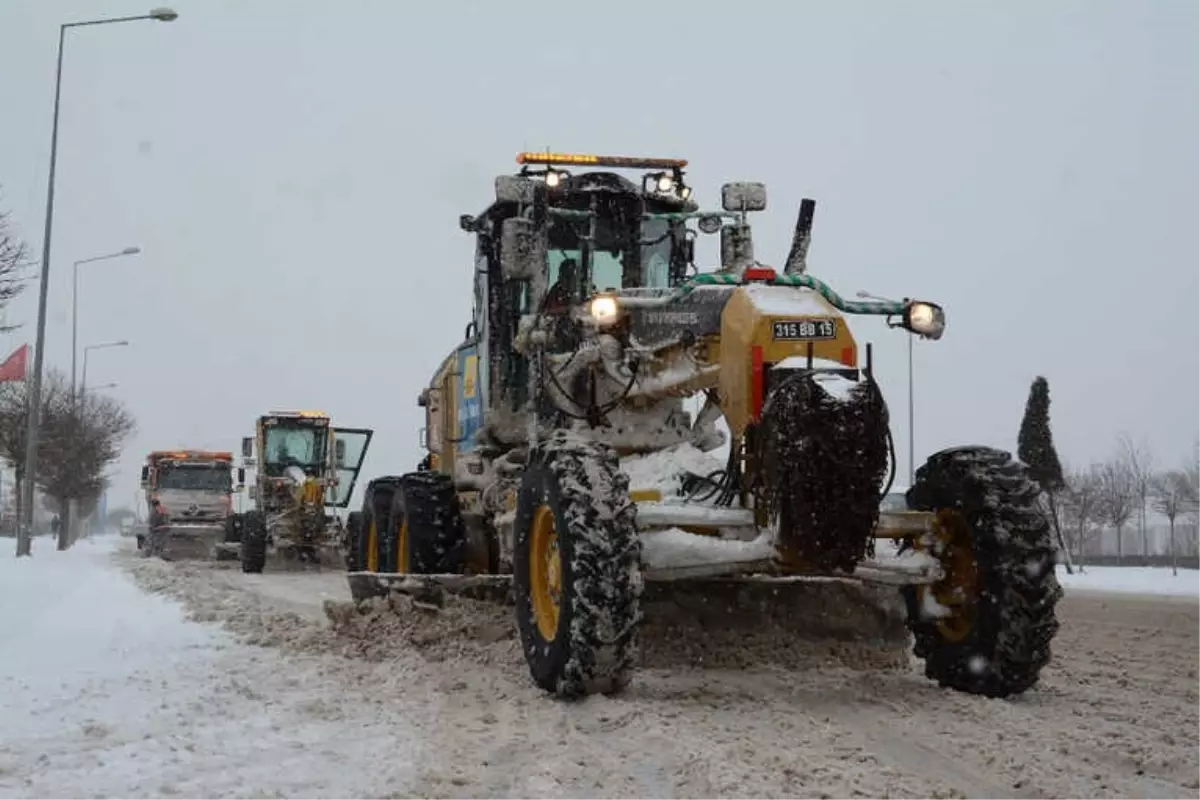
[347,571,513,605]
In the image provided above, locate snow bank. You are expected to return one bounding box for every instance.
[1057,565,1200,598]
[0,540,434,798]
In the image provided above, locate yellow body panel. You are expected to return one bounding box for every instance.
[301,478,325,505]
[426,353,458,477]
[718,286,860,441]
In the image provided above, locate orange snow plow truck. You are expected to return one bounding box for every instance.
[138,449,246,560]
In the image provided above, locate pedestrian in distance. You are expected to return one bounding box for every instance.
[144,498,171,560]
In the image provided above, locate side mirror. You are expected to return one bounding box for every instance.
[500,217,545,281]
[721,182,767,213]
[335,438,347,468]
[241,437,253,458]
[236,467,246,486]
[417,388,429,408]
[139,466,149,487]
[495,175,541,204]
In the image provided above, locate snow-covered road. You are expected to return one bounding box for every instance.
[1,537,1197,798]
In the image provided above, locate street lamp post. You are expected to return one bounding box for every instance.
[72,247,140,397]
[857,290,915,486]
[81,340,130,392]
[18,8,177,557]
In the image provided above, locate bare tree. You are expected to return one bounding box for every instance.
[1060,464,1104,567]
[1182,446,1200,557]
[0,368,70,535]
[1098,455,1136,562]
[0,201,32,329]
[1118,434,1155,557]
[1149,468,1198,576]
[1183,525,1200,558]
[0,368,135,552]
[39,386,136,550]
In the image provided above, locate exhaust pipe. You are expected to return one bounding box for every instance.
[783,198,816,275]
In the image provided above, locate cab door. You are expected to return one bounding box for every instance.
[325,427,374,507]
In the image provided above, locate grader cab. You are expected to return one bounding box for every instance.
[348,152,1062,700]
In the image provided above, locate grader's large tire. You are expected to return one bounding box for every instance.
[383,472,466,574]
[364,478,403,573]
[240,510,268,574]
[903,446,1062,698]
[223,514,243,544]
[513,434,642,698]
[344,511,366,571]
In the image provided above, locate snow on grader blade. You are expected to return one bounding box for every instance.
[345,152,1063,700]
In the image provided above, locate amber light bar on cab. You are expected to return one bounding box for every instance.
[516,152,688,170]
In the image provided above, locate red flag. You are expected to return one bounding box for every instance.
[0,344,29,383]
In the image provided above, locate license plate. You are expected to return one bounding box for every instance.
[772,319,837,340]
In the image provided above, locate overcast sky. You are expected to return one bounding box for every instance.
[0,0,1196,510]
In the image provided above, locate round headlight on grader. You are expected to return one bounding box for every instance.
[347,151,1062,699]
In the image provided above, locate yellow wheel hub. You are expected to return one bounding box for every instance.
[918,508,979,642]
[397,517,409,574]
[529,504,562,641]
[366,519,379,573]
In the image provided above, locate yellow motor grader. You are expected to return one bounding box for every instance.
[348,152,1062,699]
[234,410,373,573]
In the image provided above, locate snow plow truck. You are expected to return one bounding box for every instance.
[346,151,1063,700]
[231,410,373,573]
[137,449,244,559]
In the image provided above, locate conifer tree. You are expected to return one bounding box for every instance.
[1018,376,1070,571]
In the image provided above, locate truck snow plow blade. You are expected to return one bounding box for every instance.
[158,524,229,561]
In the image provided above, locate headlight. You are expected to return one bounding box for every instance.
[589,294,620,326]
[903,301,945,340]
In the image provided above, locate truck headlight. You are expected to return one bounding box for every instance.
[589,294,620,326]
[904,300,945,340]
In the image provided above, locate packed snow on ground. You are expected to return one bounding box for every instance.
[3,535,1197,799]
[1057,565,1200,598]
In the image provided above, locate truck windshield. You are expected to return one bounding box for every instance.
[263,425,327,475]
[156,464,232,492]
